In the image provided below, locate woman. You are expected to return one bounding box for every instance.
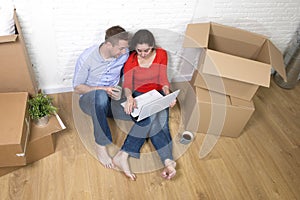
[113,29,176,181]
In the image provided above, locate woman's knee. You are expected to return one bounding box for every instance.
[158,110,169,128]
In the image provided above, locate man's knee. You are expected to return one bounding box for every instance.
[94,90,109,108]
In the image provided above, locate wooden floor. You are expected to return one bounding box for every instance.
[0,79,299,200]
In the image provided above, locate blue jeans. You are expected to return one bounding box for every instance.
[121,91,173,163]
[79,90,131,146]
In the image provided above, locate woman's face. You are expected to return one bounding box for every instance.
[135,43,153,58]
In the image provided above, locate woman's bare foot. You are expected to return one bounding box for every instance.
[95,144,114,168]
[161,159,176,180]
[113,151,136,181]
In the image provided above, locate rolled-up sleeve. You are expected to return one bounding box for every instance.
[159,50,170,88]
[73,56,89,88]
[123,56,134,91]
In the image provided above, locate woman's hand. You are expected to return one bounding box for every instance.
[169,99,177,108]
[124,96,137,114]
[163,85,176,108]
[162,85,170,95]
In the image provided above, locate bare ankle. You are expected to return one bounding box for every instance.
[96,144,106,150]
[164,159,176,168]
[116,150,129,159]
[95,144,114,168]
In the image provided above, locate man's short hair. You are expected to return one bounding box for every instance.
[105,25,129,45]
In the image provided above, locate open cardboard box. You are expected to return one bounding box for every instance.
[27,114,65,163]
[172,82,255,137]
[0,10,38,96]
[0,114,65,177]
[0,92,30,167]
[183,22,287,101]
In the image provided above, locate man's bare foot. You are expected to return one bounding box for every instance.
[161,159,176,180]
[113,151,136,181]
[95,144,114,168]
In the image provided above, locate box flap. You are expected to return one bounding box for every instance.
[183,23,210,48]
[268,40,287,81]
[202,50,271,87]
[192,66,260,101]
[30,114,66,142]
[13,10,22,35]
[0,10,39,96]
[0,35,18,43]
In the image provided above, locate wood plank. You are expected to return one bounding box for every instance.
[217,137,269,200]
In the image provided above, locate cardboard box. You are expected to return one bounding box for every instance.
[0,114,65,177]
[26,115,64,163]
[191,59,259,101]
[0,92,30,167]
[0,166,19,177]
[183,22,287,100]
[172,82,255,137]
[0,10,38,96]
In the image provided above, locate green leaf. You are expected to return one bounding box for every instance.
[28,93,58,120]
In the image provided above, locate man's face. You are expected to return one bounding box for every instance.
[110,40,128,58]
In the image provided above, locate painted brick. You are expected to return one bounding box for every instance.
[10,0,300,93]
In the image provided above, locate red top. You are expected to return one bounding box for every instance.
[123,48,170,93]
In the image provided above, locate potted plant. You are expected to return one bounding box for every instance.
[28,93,57,126]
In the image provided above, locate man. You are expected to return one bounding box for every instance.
[73,26,130,168]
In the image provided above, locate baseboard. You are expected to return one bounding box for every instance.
[41,75,196,95]
[42,87,73,94]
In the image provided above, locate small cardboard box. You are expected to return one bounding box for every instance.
[26,115,64,163]
[0,92,30,167]
[0,10,38,96]
[183,22,287,101]
[172,82,255,137]
[0,114,65,177]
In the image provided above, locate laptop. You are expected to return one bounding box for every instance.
[121,89,180,122]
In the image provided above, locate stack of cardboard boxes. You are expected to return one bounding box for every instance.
[172,22,287,137]
[0,11,65,176]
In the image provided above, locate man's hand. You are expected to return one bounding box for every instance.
[106,87,114,98]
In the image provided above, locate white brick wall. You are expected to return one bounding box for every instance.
[11,0,300,93]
